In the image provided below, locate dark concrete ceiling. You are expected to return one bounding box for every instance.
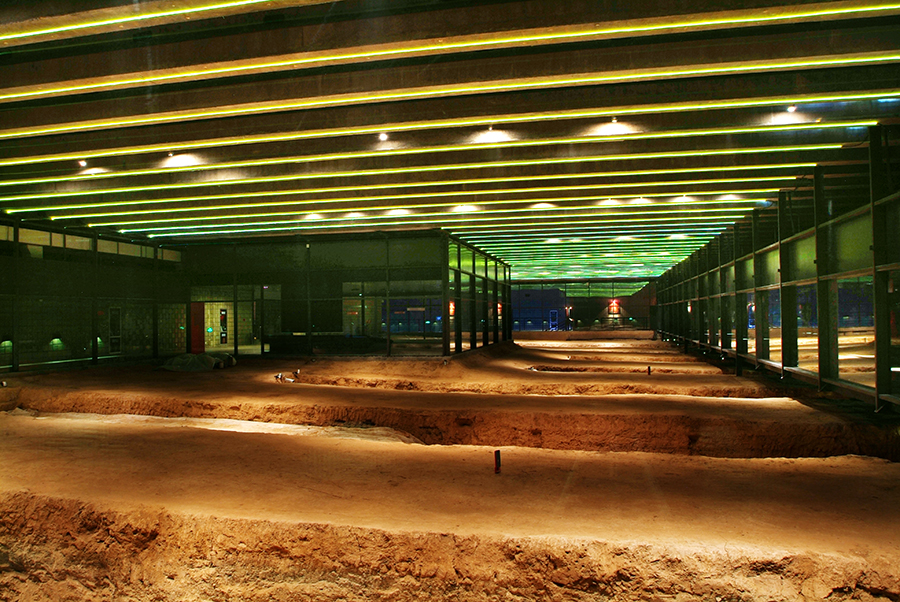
[1,0,899,279]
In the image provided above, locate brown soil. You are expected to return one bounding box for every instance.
[1,337,899,601]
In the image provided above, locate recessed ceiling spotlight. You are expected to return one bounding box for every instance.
[167,152,174,157]
[451,204,480,213]
[531,202,556,209]
[545,238,562,243]
[387,208,411,216]
[787,105,797,113]
[378,133,389,141]
[78,160,87,167]
[611,116,617,123]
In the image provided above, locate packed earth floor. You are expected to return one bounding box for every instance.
[1,335,899,601]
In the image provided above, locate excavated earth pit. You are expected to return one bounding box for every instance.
[1,337,899,601]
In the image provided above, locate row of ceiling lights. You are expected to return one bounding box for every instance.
[48,103,864,176]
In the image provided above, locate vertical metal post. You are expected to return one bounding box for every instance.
[91,234,99,365]
[259,284,266,355]
[778,191,798,371]
[814,165,837,385]
[306,240,313,355]
[751,211,764,365]
[385,236,392,357]
[152,246,159,359]
[10,221,19,372]
[232,263,239,357]
[441,234,451,356]
[869,125,891,409]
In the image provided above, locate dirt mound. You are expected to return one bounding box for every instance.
[2,491,898,602]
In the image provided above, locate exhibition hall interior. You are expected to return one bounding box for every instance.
[1,1,900,600]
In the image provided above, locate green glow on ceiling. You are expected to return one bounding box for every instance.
[145,212,748,238]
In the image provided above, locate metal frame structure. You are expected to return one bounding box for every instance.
[658,126,900,410]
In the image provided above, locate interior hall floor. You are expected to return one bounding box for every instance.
[1,337,899,601]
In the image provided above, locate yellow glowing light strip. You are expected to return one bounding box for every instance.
[1,55,897,141]
[12,172,802,213]
[1,92,895,171]
[4,2,899,101]
[148,213,749,238]
[0,121,859,189]
[99,193,772,228]
[118,205,759,234]
[0,144,837,203]
[0,0,278,43]
[46,179,786,219]
[464,229,728,241]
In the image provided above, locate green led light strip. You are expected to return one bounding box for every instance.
[447,215,742,232]
[11,172,801,214]
[102,195,770,229]
[5,3,899,100]
[145,213,748,238]
[1,55,897,141]
[1,92,894,171]
[0,0,277,43]
[0,121,854,191]
[0,144,834,203]
[45,181,782,220]
[464,228,727,240]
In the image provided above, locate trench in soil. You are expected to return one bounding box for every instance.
[2,338,899,601]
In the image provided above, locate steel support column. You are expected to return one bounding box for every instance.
[778,191,799,371]
[814,165,838,386]
[870,125,892,410]
[10,221,19,372]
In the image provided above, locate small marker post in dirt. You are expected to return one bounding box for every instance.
[494,450,501,474]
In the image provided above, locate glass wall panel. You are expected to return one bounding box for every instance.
[699,298,709,343]
[0,294,13,368]
[746,293,756,355]
[723,295,735,350]
[460,246,474,274]
[889,270,900,394]
[448,241,459,271]
[797,284,818,372]
[709,296,720,347]
[766,289,781,365]
[837,276,875,387]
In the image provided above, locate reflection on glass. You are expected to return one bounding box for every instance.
[746,293,756,355]
[890,271,900,394]
[726,295,736,350]
[700,299,709,344]
[710,297,720,347]
[767,289,781,364]
[797,284,818,372]
[838,276,875,387]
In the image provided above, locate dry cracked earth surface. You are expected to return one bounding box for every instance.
[1,337,899,601]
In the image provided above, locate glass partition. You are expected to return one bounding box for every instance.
[837,276,875,387]
[746,293,756,355]
[797,284,818,372]
[766,288,782,365]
